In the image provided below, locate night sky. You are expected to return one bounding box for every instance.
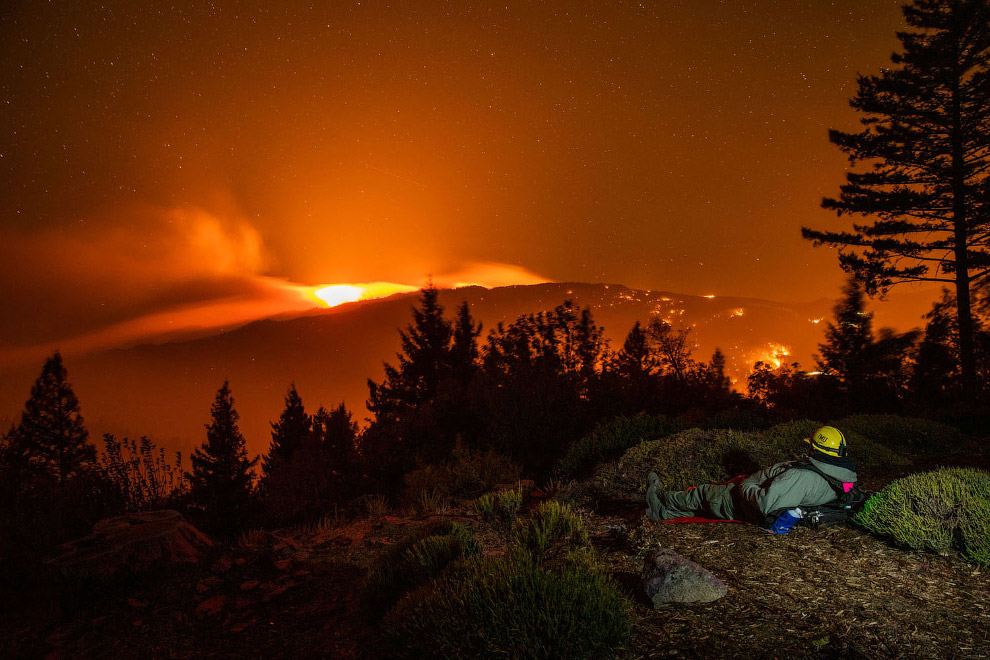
[1,0,924,364]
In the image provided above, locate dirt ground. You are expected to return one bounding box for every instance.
[2,460,988,660]
[595,507,989,660]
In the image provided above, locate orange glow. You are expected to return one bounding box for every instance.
[750,342,792,369]
[312,282,419,308]
[313,285,364,307]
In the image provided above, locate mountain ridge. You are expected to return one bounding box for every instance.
[1,282,840,459]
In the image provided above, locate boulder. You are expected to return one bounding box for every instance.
[46,510,213,580]
[641,546,727,606]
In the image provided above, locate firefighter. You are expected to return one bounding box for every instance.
[645,426,857,533]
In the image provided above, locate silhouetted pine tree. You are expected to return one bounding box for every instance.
[614,321,654,379]
[450,300,482,386]
[816,278,920,411]
[368,285,454,417]
[261,383,311,480]
[5,352,95,485]
[817,279,874,388]
[707,348,730,392]
[187,381,257,532]
[261,402,359,524]
[804,0,990,399]
[910,287,990,405]
[313,402,359,474]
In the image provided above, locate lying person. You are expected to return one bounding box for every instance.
[645,426,857,533]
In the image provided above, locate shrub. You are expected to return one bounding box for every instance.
[512,500,588,563]
[474,489,522,539]
[99,434,186,512]
[594,420,906,501]
[756,419,906,470]
[363,494,389,518]
[555,414,680,479]
[380,554,631,660]
[403,446,522,501]
[605,427,769,497]
[362,520,480,620]
[837,414,967,455]
[854,468,990,566]
[414,487,450,515]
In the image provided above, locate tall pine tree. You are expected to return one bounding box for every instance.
[188,381,257,529]
[450,299,482,386]
[313,402,359,475]
[261,383,311,480]
[367,284,454,418]
[816,279,875,388]
[5,352,95,485]
[804,0,990,399]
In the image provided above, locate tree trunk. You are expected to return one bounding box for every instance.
[950,19,977,404]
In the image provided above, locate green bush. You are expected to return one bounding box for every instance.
[512,500,589,563]
[555,414,680,479]
[380,554,632,660]
[605,427,774,497]
[854,468,990,566]
[362,520,480,620]
[403,446,522,501]
[756,419,906,470]
[474,489,523,538]
[594,420,906,501]
[837,414,967,455]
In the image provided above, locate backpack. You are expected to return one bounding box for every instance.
[788,460,868,529]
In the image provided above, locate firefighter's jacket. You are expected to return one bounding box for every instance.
[737,456,858,522]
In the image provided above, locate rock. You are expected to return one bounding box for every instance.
[604,524,629,546]
[641,547,727,606]
[196,576,223,593]
[239,580,261,591]
[46,510,213,580]
[194,594,227,618]
[211,555,233,574]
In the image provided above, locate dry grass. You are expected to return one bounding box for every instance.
[586,510,990,660]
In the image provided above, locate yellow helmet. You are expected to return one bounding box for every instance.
[808,425,847,458]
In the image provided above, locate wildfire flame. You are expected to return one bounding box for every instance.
[750,342,791,369]
[311,282,418,308]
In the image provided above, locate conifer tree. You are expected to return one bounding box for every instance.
[615,321,654,378]
[6,352,95,485]
[817,279,875,387]
[707,348,730,391]
[261,383,311,480]
[368,284,454,417]
[450,300,482,386]
[188,381,257,525]
[804,0,990,398]
[313,402,359,473]
[817,278,920,410]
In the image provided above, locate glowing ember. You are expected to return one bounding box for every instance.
[731,308,745,317]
